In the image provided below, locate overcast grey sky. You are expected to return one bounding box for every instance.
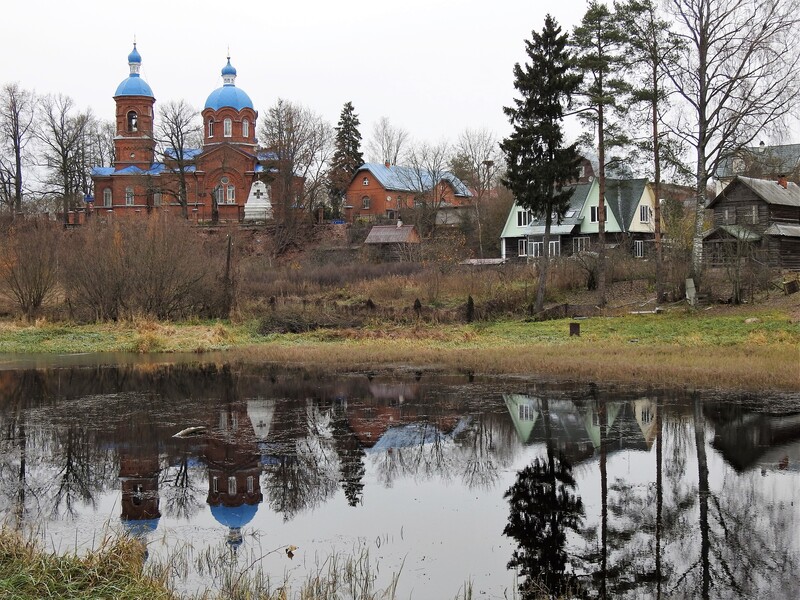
[2,0,592,146]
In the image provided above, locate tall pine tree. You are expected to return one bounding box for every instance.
[573,1,630,306]
[501,15,582,313]
[327,101,364,219]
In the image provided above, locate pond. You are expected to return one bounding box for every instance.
[0,357,799,599]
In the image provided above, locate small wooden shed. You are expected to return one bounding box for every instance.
[364,224,421,261]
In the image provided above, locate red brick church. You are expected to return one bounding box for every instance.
[91,44,278,222]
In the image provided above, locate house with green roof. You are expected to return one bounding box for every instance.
[499,178,658,260]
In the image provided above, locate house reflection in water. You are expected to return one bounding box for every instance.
[203,398,273,549]
[502,394,658,461]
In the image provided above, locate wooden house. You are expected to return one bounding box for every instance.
[363,224,420,261]
[500,178,658,260]
[703,176,800,269]
[715,142,800,193]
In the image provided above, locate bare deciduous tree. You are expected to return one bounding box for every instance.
[400,140,451,236]
[261,99,333,255]
[0,83,37,216]
[366,116,409,165]
[665,0,800,278]
[452,128,502,258]
[36,94,92,224]
[156,99,201,219]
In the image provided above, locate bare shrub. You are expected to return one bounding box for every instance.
[62,217,227,321]
[0,222,62,320]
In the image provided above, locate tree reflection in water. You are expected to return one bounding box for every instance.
[504,400,585,599]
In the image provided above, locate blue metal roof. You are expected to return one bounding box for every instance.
[91,164,166,176]
[165,147,202,160]
[356,163,472,197]
[210,503,259,528]
[128,44,142,64]
[204,85,253,111]
[257,150,279,161]
[115,75,154,98]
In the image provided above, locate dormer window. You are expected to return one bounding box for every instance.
[242,118,250,138]
[224,118,232,137]
[127,111,138,132]
[362,177,369,186]
[208,119,214,138]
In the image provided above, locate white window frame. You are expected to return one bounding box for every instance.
[212,476,219,493]
[224,118,232,137]
[247,476,254,494]
[590,206,599,223]
[640,205,650,223]
[362,196,370,209]
[208,119,214,138]
[519,404,534,421]
[226,185,235,203]
[362,177,369,186]
[634,239,645,258]
[573,236,589,253]
[242,118,249,138]
[530,241,543,257]
[228,476,237,495]
[517,239,527,257]
[517,209,531,227]
[549,240,560,257]
[751,205,758,224]
[103,188,112,207]
[125,187,134,206]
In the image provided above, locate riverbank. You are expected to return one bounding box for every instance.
[0,305,796,391]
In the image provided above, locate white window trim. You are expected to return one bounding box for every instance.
[362,196,370,209]
[517,209,531,227]
[530,241,543,257]
[549,240,560,257]
[103,188,112,207]
[226,185,235,203]
[208,119,214,138]
[242,118,249,138]
[517,239,527,257]
[125,187,134,206]
[573,236,589,253]
[224,118,232,138]
[362,177,369,186]
[590,206,599,223]
[640,205,650,223]
[634,239,645,258]
[228,476,237,495]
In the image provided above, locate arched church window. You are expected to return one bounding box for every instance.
[103,188,112,207]
[127,111,138,132]
[125,187,134,206]
[226,185,235,203]
[208,119,215,138]
[224,118,232,137]
[242,118,250,138]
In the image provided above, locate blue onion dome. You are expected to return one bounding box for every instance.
[210,503,259,529]
[115,43,154,97]
[128,43,142,65]
[221,58,237,78]
[204,56,253,111]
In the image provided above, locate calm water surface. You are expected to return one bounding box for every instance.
[1,358,799,599]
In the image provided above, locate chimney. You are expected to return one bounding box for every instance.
[778,175,788,189]
[384,160,390,168]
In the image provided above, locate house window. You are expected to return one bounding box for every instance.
[228,477,237,495]
[640,205,650,223]
[518,239,527,257]
[226,185,235,203]
[153,192,162,207]
[634,239,645,258]
[517,209,531,227]
[125,187,134,206]
[530,241,544,257]
[549,240,560,257]
[127,111,138,132]
[362,196,370,209]
[208,119,214,137]
[212,477,219,493]
[641,405,653,424]
[724,207,736,224]
[247,476,254,494]
[750,205,758,224]
[224,118,232,137]
[573,236,589,253]
[362,177,369,186]
[242,118,249,138]
[519,404,534,421]
[591,206,599,223]
[103,188,112,207]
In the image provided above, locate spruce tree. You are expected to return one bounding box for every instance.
[501,15,582,313]
[327,101,364,219]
